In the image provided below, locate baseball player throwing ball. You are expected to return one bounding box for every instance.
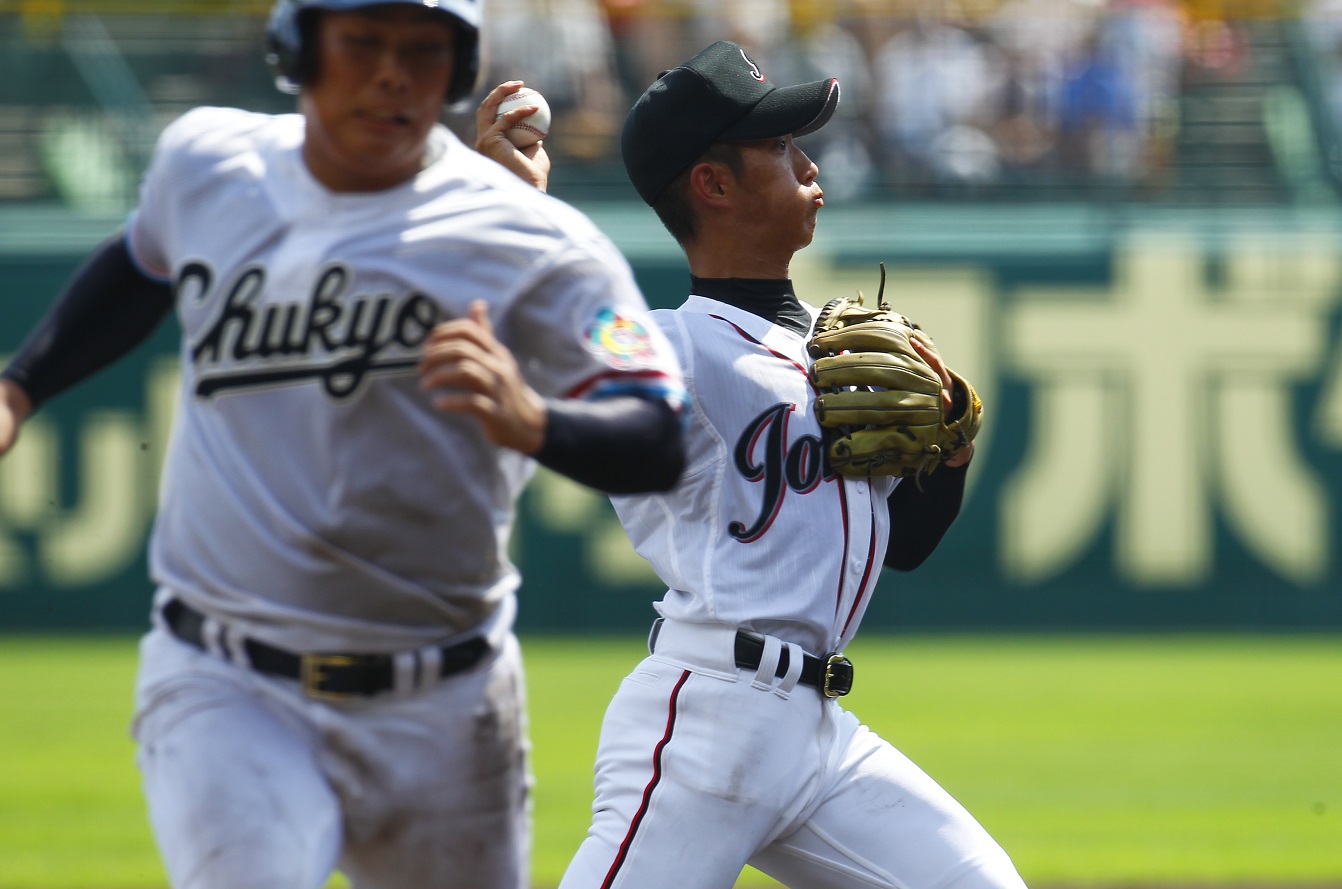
[552,42,1029,889]
[0,2,686,888]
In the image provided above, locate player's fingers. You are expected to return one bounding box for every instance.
[469,300,492,336]
[944,441,974,468]
[472,92,549,190]
[475,80,526,145]
[419,355,498,396]
[482,80,525,106]
[430,390,494,416]
[420,338,516,392]
[910,338,950,383]
[0,382,31,457]
[495,104,539,128]
[910,339,954,413]
[480,105,541,157]
[429,373,523,433]
[422,318,496,356]
[0,407,17,456]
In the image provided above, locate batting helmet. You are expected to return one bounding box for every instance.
[265,0,482,106]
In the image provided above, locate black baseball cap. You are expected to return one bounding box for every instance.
[621,41,840,205]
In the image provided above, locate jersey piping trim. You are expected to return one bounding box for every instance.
[708,314,812,384]
[842,497,880,638]
[832,480,851,629]
[566,368,680,400]
[601,669,691,889]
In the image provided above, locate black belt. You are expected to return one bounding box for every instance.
[647,620,853,697]
[733,632,854,698]
[161,598,490,700]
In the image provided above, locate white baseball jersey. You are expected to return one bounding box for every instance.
[127,106,683,653]
[567,289,1028,889]
[610,295,898,656]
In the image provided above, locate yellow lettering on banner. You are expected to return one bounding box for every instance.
[1006,233,1337,587]
[1217,233,1337,584]
[1223,232,1341,297]
[1217,385,1327,584]
[0,419,58,525]
[0,421,61,587]
[1318,348,1342,449]
[793,243,1338,588]
[0,358,180,591]
[40,412,145,586]
[1000,376,1119,585]
[1249,234,1342,452]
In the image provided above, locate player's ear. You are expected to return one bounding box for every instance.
[687,161,732,208]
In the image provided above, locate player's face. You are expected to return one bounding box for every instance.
[301,6,456,192]
[734,135,824,255]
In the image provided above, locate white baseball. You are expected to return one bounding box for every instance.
[495,87,551,148]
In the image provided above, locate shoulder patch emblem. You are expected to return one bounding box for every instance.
[586,307,656,370]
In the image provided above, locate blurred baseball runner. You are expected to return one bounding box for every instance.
[0,1,686,887]
[553,41,1028,889]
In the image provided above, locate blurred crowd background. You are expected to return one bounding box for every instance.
[0,0,1341,208]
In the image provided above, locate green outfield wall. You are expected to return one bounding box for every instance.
[2,203,1340,632]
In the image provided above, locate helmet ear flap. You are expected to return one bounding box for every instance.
[445,25,480,106]
[264,0,309,94]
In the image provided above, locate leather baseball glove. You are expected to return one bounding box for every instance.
[807,268,982,479]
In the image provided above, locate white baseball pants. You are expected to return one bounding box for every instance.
[559,619,1028,889]
[132,627,531,889]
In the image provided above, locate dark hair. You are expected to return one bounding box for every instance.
[651,142,746,246]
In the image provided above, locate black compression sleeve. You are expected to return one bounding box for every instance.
[535,394,686,494]
[883,460,970,571]
[2,233,174,410]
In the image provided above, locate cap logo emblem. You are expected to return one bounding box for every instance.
[739,48,765,82]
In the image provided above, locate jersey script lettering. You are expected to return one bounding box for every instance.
[181,261,441,399]
[728,401,827,543]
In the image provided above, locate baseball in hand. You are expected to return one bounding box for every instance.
[495,88,551,148]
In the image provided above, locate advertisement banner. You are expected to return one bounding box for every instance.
[2,206,1339,630]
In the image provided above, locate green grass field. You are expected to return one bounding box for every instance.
[1,633,1339,888]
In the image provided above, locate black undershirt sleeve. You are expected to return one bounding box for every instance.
[535,393,686,494]
[883,460,970,571]
[2,233,175,410]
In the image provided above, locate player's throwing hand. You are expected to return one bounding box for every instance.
[475,81,550,191]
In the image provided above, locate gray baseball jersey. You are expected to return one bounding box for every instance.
[127,106,683,653]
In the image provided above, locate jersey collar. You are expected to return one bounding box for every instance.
[689,276,813,338]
